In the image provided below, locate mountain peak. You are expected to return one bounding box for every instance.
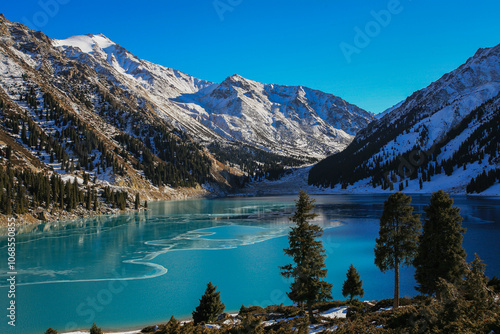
[219,74,256,89]
[53,33,116,53]
[230,73,244,79]
[223,73,246,83]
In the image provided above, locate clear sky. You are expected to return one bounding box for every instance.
[2,0,500,113]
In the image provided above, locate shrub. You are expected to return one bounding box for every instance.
[238,305,265,316]
[264,304,300,318]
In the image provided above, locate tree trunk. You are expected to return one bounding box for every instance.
[307,303,315,324]
[436,291,442,303]
[394,262,400,309]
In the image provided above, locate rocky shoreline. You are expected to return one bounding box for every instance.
[0,184,213,234]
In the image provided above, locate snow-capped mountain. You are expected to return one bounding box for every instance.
[52,33,374,159]
[0,14,238,206]
[0,13,376,210]
[52,33,221,141]
[309,43,500,194]
[174,74,374,157]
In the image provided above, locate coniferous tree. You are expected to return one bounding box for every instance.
[15,184,28,214]
[135,193,140,210]
[86,189,92,210]
[414,190,467,299]
[21,123,27,144]
[160,315,181,334]
[463,254,492,305]
[89,323,102,334]
[342,264,365,301]
[280,190,332,323]
[375,192,421,309]
[192,282,225,324]
[5,187,12,215]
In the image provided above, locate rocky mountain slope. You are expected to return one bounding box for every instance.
[0,14,242,224]
[0,13,375,223]
[52,32,374,160]
[174,74,374,158]
[309,43,500,194]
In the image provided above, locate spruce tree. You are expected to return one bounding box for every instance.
[280,190,332,323]
[192,282,225,324]
[86,189,92,210]
[161,315,181,334]
[342,264,364,301]
[375,192,421,309]
[89,323,102,334]
[414,190,467,298]
[135,193,140,210]
[463,254,492,305]
[5,188,12,215]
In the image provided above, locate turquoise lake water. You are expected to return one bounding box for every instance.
[1,194,499,334]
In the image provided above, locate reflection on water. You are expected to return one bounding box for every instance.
[0,198,301,286]
[0,194,498,334]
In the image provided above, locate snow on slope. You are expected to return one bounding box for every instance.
[174,74,374,158]
[53,34,221,142]
[363,43,500,165]
[310,42,500,194]
[53,34,213,95]
[53,34,374,159]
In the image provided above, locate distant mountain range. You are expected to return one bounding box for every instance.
[309,43,500,195]
[1,11,499,214]
[173,73,373,158]
[52,32,374,159]
[0,13,376,222]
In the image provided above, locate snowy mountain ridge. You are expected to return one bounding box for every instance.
[174,73,374,157]
[53,34,214,94]
[52,33,375,159]
[309,42,500,194]
[0,15,240,208]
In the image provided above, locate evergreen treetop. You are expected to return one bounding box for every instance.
[89,323,103,334]
[192,282,225,324]
[280,190,332,323]
[342,264,364,301]
[414,190,467,297]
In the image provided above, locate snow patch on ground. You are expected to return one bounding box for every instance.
[320,306,348,319]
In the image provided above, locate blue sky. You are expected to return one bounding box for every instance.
[2,0,500,113]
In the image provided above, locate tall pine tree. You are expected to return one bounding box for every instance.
[192,282,225,324]
[342,264,364,301]
[414,190,467,299]
[375,192,421,309]
[280,190,332,323]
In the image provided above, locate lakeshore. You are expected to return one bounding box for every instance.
[1,194,499,334]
